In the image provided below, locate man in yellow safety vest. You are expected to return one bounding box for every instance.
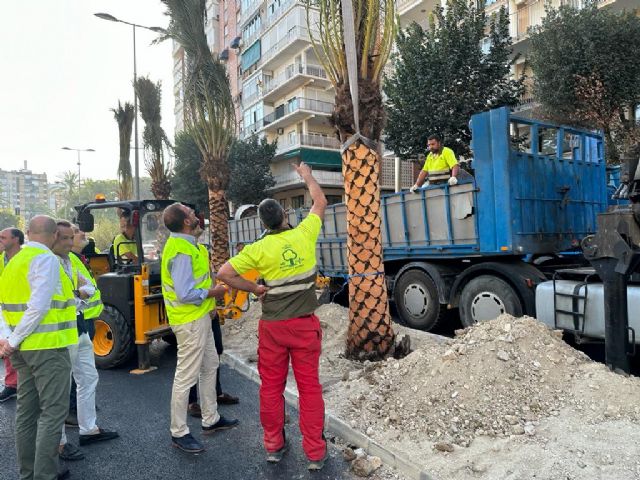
[0,215,77,480]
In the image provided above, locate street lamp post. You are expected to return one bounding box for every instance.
[61,147,95,204]
[94,13,166,201]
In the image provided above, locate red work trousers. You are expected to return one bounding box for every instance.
[257,314,326,461]
[3,356,17,388]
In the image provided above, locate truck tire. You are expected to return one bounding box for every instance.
[394,269,445,331]
[459,275,523,328]
[93,304,135,369]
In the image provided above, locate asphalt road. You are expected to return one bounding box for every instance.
[0,342,356,480]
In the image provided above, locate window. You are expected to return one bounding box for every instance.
[288,130,296,144]
[326,195,343,205]
[291,195,305,209]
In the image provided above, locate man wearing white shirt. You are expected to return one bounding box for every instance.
[0,215,77,480]
[53,221,118,460]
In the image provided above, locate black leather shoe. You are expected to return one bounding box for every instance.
[0,386,17,403]
[57,463,70,480]
[217,393,239,405]
[59,442,84,461]
[171,433,204,453]
[64,412,78,428]
[79,428,119,446]
[202,416,239,435]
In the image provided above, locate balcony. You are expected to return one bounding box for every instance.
[263,64,330,103]
[262,0,297,33]
[271,169,344,190]
[259,26,314,71]
[397,0,438,27]
[276,133,341,155]
[261,97,334,132]
[239,0,263,28]
[513,0,546,42]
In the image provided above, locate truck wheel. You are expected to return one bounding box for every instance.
[459,275,523,327]
[394,269,444,331]
[93,305,135,369]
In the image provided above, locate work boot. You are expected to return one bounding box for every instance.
[171,433,204,453]
[266,440,289,463]
[0,386,17,403]
[202,416,239,435]
[307,449,330,471]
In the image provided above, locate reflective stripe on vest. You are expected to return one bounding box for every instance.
[69,254,103,320]
[161,236,214,326]
[0,246,78,351]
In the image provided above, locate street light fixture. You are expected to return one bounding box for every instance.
[94,12,165,201]
[61,147,96,204]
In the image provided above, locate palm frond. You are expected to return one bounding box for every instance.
[111,101,135,200]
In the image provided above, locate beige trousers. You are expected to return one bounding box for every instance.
[170,313,220,437]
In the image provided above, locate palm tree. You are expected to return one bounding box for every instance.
[159,0,235,270]
[307,0,398,360]
[112,101,135,201]
[134,77,172,200]
[57,171,79,216]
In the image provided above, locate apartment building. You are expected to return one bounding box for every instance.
[0,162,48,221]
[173,0,414,210]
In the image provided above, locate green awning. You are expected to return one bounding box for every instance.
[282,148,342,171]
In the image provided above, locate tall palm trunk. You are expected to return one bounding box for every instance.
[342,139,395,358]
[160,0,235,270]
[307,0,399,360]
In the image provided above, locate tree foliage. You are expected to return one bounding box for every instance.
[112,101,135,201]
[160,0,236,270]
[227,136,276,207]
[385,0,522,159]
[0,209,22,231]
[135,77,172,198]
[171,131,209,214]
[172,132,276,212]
[307,0,396,141]
[528,3,640,162]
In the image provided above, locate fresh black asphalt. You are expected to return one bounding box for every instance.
[0,341,356,480]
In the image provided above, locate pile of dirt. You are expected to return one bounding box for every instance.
[222,302,640,479]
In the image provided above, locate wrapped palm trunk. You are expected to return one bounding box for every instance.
[342,136,396,360]
[208,187,230,272]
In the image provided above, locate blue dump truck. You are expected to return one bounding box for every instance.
[228,107,640,343]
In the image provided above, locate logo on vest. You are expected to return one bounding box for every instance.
[280,245,303,270]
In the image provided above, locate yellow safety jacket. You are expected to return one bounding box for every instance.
[0,246,77,350]
[161,236,214,326]
[69,254,103,320]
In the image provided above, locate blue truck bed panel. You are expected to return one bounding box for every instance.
[228,108,608,275]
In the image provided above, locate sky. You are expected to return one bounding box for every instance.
[0,0,175,183]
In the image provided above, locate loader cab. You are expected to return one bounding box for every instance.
[74,198,198,371]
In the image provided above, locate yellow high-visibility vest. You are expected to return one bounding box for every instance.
[161,237,214,326]
[0,246,77,350]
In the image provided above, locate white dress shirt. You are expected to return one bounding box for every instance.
[0,241,62,349]
[59,255,95,310]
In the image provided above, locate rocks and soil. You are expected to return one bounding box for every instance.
[221,302,640,480]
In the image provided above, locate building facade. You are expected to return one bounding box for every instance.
[0,162,49,221]
[172,0,414,210]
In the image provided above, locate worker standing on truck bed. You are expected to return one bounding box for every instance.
[161,203,238,454]
[410,134,460,192]
[217,162,329,471]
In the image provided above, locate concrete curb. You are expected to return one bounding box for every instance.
[221,350,435,480]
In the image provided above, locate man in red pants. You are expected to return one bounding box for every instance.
[218,162,328,471]
[0,227,24,402]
